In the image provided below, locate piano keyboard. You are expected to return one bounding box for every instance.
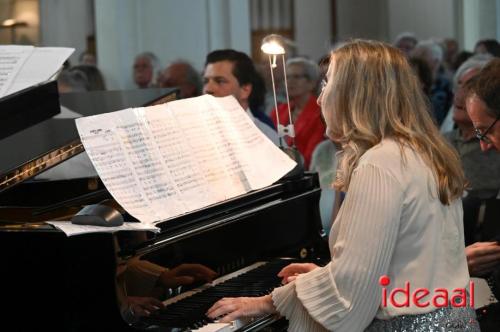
[140,259,293,330]
[190,319,247,332]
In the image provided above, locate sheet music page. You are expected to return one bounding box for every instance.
[47,221,159,237]
[4,46,74,96]
[0,45,34,97]
[76,95,296,224]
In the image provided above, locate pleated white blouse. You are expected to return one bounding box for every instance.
[271,139,469,332]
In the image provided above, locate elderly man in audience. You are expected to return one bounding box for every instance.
[133,52,161,89]
[158,60,202,99]
[444,54,500,200]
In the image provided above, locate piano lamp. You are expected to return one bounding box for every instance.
[261,34,295,148]
[261,34,303,174]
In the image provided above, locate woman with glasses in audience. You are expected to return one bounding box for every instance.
[271,57,326,169]
[207,39,479,331]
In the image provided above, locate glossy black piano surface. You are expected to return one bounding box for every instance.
[0,88,328,332]
[1,173,327,332]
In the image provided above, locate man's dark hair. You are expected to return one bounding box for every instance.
[205,49,266,113]
[465,58,500,118]
[475,39,500,57]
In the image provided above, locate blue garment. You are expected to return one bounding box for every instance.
[430,74,453,126]
[250,108,276,130]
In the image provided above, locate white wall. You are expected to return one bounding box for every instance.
[386,0,456,42]
[39,0,93,64]
[461,0,499,50]
[336,0,389,42]
[95,0,251,90]
[336,0,457,44]
[294,0,332,60]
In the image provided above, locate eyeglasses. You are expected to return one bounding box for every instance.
[474,115,499,144]
[320,79,327,92]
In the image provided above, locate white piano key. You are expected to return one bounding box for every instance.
[191,319,246,332]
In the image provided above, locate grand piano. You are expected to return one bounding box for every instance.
[0,85,328,332]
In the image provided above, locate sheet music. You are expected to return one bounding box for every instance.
[76,95,296,224]
[0,45,33,97]
[47,221,159,237]
[0,45,74,98]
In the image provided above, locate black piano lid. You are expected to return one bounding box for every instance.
[0,87,178,194]
[0,80,60,140]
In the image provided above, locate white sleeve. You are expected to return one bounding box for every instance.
[272,163,403,332]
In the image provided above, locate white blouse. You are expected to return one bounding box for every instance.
[271,139,469,332]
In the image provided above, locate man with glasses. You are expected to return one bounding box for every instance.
[465,58,500,331]
[465,58,500,151]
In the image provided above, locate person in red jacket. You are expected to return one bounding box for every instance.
[271,57,325,169]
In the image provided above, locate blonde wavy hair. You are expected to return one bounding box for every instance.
[321,40,464,204]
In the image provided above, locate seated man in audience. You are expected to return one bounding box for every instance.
[133,52,161,89]
[444,55,500,199]
[444,55,500,253]
[464,57,500,331]
[203,49,279,146]
[465,58,500,151]
[158,60,202,99]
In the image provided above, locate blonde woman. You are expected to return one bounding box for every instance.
[207,40,479,331]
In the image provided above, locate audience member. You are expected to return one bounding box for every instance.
[70,65,107,91]
[79,51,97,66]
[203,49,279,145]
[443,55,500,248]
[393,32,418,56]
[309,139,338,233]
[133,52,160,89]
[442,38,459,71]
[464,57,500,332]
[465,58,500,151]
[444,55,499,196]
[408,56,433,97]
[158,60,201,99]
[57,69,88,93]
[452,50,474,72]
[411,40,453,126]
[474,39,500,57]
[271,57,326,169]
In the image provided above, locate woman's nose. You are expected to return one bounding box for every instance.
[316,93,323,107]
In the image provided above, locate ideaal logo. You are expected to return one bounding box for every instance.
[379,275,474,308]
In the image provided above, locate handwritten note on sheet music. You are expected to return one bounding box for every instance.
[75,95,296,224]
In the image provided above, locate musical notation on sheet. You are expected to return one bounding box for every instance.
[76,95,296,224]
